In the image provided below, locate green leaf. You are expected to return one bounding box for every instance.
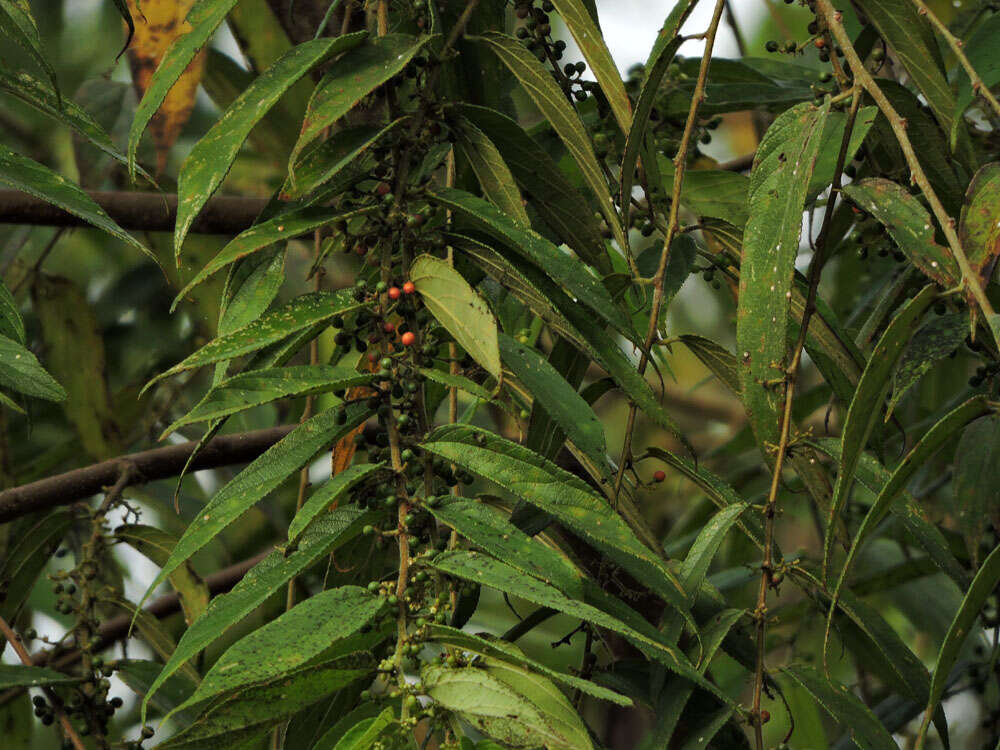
[100,595,200,684]
[954,413,1000,567]
[0,279,23,345]
[823,285,938,577]
[678,336,740,395]
[116,660,199,725]
[0,511,71,620]
[549,0,630,135]
[477,31,627,256]
[619,1,696,214]
[145,290,366,392]
[952,15,1000,145]
[114,524,210,625]
[173,207,372,306]
[127,0,241,176]
[887,312,968,417]
[736,101,828,459]
[428,624,630,705]
[417,367,496,403]
[31,274,118,458]
[289,33,427,173]
[782,666,897,750]
[842,178,960,289]
[0,665,81,690]
[287,462,384,544]
[410,253,501,381]
[169,587,381,718]
[283,120,404,201]
[0,145,152,261]
[498,333,607,479]
[159,655,374,749]
[0,0,57,96]
[808,106,878,199]
[422,663,591,749]
[454,116,530,226]
[174,35,366,259]
[458,104,609,272]
[655,159,750,227]
[137,403,370,612]
[917,542,1000,744]
[958,163,1000,299]
[0,334,65,402]
[162,365,377,436]
[429,550,724,703]
[679,504,747,602]
[318,708,396,750]
[827,397,991,641]
[433,188,634,340]
[421,425,696,629]
[143,507,375,716]
[426,497,584,598]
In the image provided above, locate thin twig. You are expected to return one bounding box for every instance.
[910,0,1000,122]
[816,0,997,337]
[612,0,726,503]
[0,615,87,750]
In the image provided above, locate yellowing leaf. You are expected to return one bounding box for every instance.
[125,0,207,175]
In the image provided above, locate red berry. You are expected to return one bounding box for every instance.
[402,281,416,295]
[814,38,825,49]
[653,470,666,483]
[401,332,416,346]
[760,710,770,724]
[388,286,401,300]
[383,322,395,334]
[375,182,392,196]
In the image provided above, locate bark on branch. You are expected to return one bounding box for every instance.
[0,190,269,234]
[0,426,295,523]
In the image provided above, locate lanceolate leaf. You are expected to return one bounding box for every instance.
[477,32,628,255]
[917,543,1000,745]
[0,145,152,262]
[0,665,80,690]
[679,504,747,602]
[287,462,384,543]
[549,0,631,134]
[823,285,938,577]
[433,188,634,340]
[0,334,66,402]
[0,511,72,621]
[454,116,530,226]
[0,0,57,96]
[678,335,740,395]
[887,312,968,417]
[0,280,23,344]
[162,365,377,436]
[428,624,630,705]
[143,508,376,715]
[169,587,381,717]
[289,33,428,172]
[137,402,370,612]
[173,207,373,306]
[127,0,240,176]
[421,424,696,629]
[426,497,584,598]
[160,655,374,748]
[458,104,609,272]
[958,163,1000,299]
[174,35,366,258]
[410,254,501,382]
[783,666,897,750]
[842,179,960,289]
[498,333,607,480]
[954,413,1000,567]
[145,290,366,392]
[736,101,827,459]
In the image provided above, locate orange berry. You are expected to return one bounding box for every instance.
[401,331,416,346]
[402,281,416,295]
[383,322,395,334]
[814,38,825,49]
[653,470,666,482]
[760,710,770,724]
[388,286,401,300]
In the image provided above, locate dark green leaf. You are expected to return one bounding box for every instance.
[954,413,1000,567]
[679,504,747,602]
[0,279,23,344]
[287,462,384,543]
[952,16,1000,145]
[888,312,969,417]
[454,116,530,226]
[0,334,65,402]
[0,511,72,620]
[678,336,740,395]
[0,665,81,690]
[116,660,199,725]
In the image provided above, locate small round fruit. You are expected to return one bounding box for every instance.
[402,281,416,295]
[388,286,401,300]
[760,710,771,724]
[401,331,416,346]
[383,322,396,334]
[653,470,666,483]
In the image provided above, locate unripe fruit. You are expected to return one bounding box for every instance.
[401,331,416,346]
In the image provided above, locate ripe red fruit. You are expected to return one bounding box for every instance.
[814,38,825,49]
[388,286,401,300]
[383,322,396,334]
[402,281,416,295]
[401,332,416,346]
[760,710,770,724]
[653,470,666,483]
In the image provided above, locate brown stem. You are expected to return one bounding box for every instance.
[0,190,268,234]
[612,0,726,503]
[0,615,87,750]
[748,78,863,749]
[0,425,295,522]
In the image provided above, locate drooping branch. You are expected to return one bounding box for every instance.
[0,190,269,234]
[0,426,295,523]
